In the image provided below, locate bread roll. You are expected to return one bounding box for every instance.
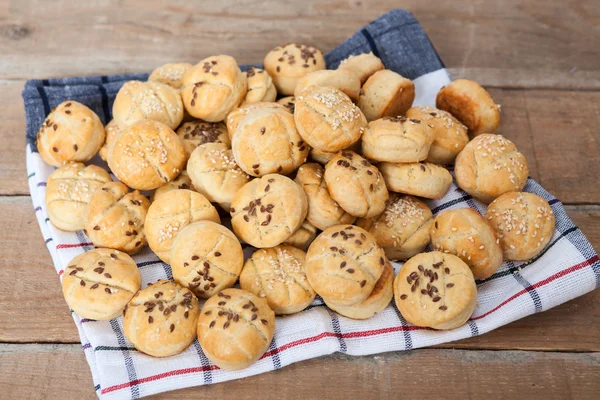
[243,67,277,104]
[263,43,326,95]
[148,62,193,89]
[378,162,452,199]
[337,52,385,84]
[294,69,361,101]
[357,70,415,121]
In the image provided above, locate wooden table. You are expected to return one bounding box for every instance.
[1,1,599,398]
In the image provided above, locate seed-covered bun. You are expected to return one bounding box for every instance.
[283,220,318,251]
[148,62,193,89]
[357,70,415,121]
[230,174,308,248]
[37,101,105,167]
[180,55,247,122]
[309,140,361,165]
[295,85,366,152]
[243,67,277,104]
[85,182,150,254]
[337,52,385,84]
[357,194,433,261]
[436,79,500,136]
[295,163,356,230]
[108,119,186,191]
[176,120,230,159]
[431,208,503,280]
[99,119,123,162]
[231,105,308,177]
[306,225,387,306]
[197,288,275,371]
[151,170,194,202]
[226,102,290,140]
[145,190,221,263]
[171,221,243,298]
[379,162,453,200]
[393,251,477,330]
[46,162,112,231]
[485,192,555,261]
[406,106,469,165]
[240,245,316,315]
[361,116,434,163]
[455,134,529,204]
[324,151,388,219]
[294,69,361,101]
[276,96,296,113]
[62,249,141,320]
[187,143,250,211]
[263,43,326,95]
[325,259,393,319]
[112,81,184,130]
[123,280,200,357]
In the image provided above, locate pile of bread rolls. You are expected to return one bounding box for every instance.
[38,43,556,370]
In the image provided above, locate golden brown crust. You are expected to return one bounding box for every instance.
[283,220,318,251]
[357,70,415,121]
[294,69,361,102]
[107,119,187,191]
[455,134,529,204]
[243,67,277,104]
[276,96,296,113]
[123,280,200,357]
[337,52,385,84]
[148,63,193,89]
[230,174,308,248]
[145,189,221,263]
[99,119,123,162]
[306,225,387,306]
[197,288,275,371]
[430,208,503,280]
[176,120,230,159]
[323,151,389,219]
[150,170,194,202]
[378,162,453,199]
[485,192,555,261]
[62,249,141,320]
[46,162,112,231]
[263,43,326,95]
[393,251,477,330]
[239,245,316,315]
[226,102,290,140]
[37,101,105,167]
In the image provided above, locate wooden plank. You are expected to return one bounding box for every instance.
[1,197,598,351]
[0,344,598,399]
[0,0,598,88]
[0,80,28,195]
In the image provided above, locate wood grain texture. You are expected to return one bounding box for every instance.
[1,344,598,399]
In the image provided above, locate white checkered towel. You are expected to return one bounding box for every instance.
[23,9,599,400]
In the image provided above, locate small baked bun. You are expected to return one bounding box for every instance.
[485,192,555,261]
[243,67,277,104]
[379,162,453,199]
[337,52,385,84]
[230,174,308,248]
[263,43,326,95]
[197,288,275,371]
[171,221,243,298]
[148,62,193,89]
[357,70,415,121]
[62,249,141,320]
[393,251,477,330]
[112,80,184,130]
[123,280,200,357]
[283,220,317,251]
[176,120,230,159]
[294,69,361,102]
[99,120,123,162]
[306,225,387,306]
[145,189,221,263]
[276,96,295,113]
[181,55,247,122]
[309,140,361,165]
[187,143,250,211]
[84,182,150,254]
[231,105,308,177]
[406,106,469,165]
[431,208,503,280]
[240,245,316,315]
[324,151,388,218]
[455,134,529,204]
[108,119,186,191]
[150,170,193,202]
[46,162,112,231]
[325,259,393,319]
[295,86,366,152]
[361,116,434,163]
[295,163,356,230]
[226,102,290,140]
[356,194,433,261]
[37,101,105,167]
[436,79,501,136]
